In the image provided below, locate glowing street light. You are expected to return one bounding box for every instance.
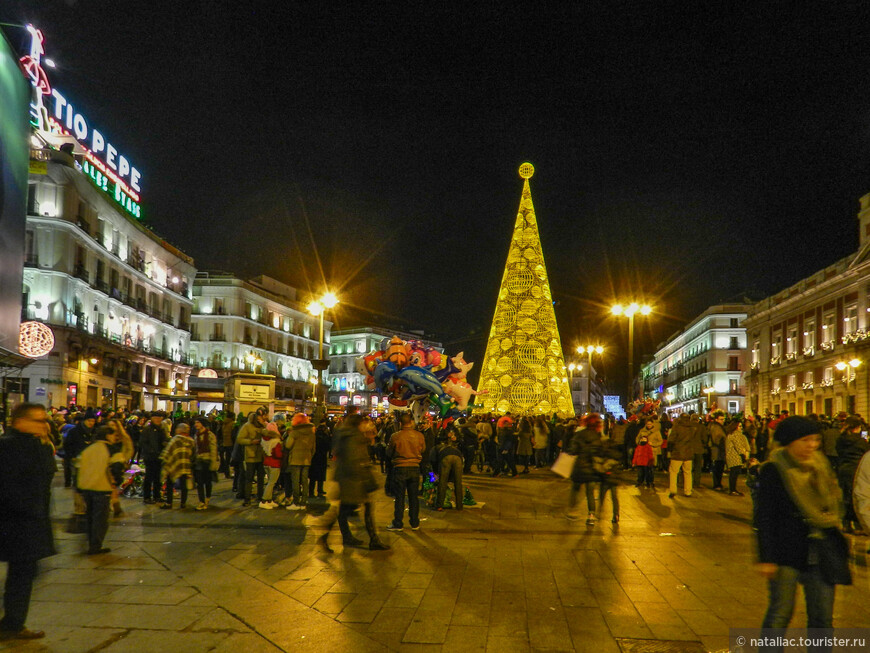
[307,291,340,417]
[611,302,653,403]
[703,385,716,413]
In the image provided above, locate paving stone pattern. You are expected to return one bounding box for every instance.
[2,467,868,652]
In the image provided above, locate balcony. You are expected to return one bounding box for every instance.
[136,298,148,312]
[95,279,109,294]
[73,264,89,283]
[24,254,39,267]
[210,334,226,342]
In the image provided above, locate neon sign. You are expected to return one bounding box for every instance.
[21,24,144,216]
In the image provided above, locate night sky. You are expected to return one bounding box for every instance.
[5,2,870,398]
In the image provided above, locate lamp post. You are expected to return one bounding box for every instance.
[577,345,604,414]
[703,385,715,414]
[307,291,339,423]
[611,303,652,406]
[835,358,861,413]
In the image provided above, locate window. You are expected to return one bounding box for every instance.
[728,356,739,371]
[822,312,835,342]
[786,326,797,355]
[727,400,738,414]
[844,304,858,336]
[728,379,738,393]
[805,400,813,415]
[804,319,816,350]
[729,336,739,350]
[751,341,760,366]
[214,298,224,315]
[786,374,796,390]
[24,230,36,265]
[804,371,814,386]
[823,367,834,383]
[730,318,739,328]
[771,332,782,360]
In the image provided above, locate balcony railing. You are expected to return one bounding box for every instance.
[24,255,39,267]
[95,279,109,294]
[73,264,89,283]
[210,334,226,341]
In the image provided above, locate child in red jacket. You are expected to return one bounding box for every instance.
[632,434,656,489]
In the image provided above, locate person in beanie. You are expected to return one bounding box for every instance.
[285,414,316,510]
[0,404,57,640]
[757,416,851,636]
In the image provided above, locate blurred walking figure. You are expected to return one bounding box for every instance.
[532,415,550,469]
[756,417,851,642]
[566,414,603,524]
[0,404,57,640]
[836,416,869,534]
[433,431,464,511]
[319,411,389,552]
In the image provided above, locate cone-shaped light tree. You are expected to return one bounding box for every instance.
[475,163,574,416]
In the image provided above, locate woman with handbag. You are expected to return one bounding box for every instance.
[756,417,851,643]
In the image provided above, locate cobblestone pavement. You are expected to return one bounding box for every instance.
[2,466,868,652]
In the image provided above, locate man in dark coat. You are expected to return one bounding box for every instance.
[622,418,641,469]
[139,411,168,504]
[0,403,57,640]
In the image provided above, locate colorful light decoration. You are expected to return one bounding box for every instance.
[18,321,55,358]
[475,163,574,416]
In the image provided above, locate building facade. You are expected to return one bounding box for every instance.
[568,363,605,416]
[744,193,870,417]
[327,327,442,413]
[22,150,195,410]
[189,272,330,409]
[642,303,751,416]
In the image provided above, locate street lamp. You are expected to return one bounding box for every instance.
[244,351,263,371]
[307,291,339,421]
[611,303,652,405]
[577,345,604,414]
[703,385,715,413]
[835,359,861,412]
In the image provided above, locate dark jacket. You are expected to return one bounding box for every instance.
[0,429,56,561]
[623,421,641,449]
[568,428,601,483]
[708,422,727,461]
[139,422,168,460]
[63,422,93,460]
[667,415,695,461]
[308,425,332,482]
[756,459,849,578]
[333,418,374,504]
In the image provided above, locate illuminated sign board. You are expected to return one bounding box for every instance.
[21,25,143,218]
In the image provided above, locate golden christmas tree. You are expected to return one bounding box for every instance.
[476,163,574,416]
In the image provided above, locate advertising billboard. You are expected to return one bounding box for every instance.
[0,31,30,358]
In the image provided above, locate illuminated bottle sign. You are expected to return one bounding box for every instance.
[21,24,143,219]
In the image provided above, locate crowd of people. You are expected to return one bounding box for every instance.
[0,400,869,643]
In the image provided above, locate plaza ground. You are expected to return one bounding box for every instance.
[2,466,868,653]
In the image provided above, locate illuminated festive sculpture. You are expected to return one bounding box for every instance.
[475,163,575,416]
[18,321,55,358]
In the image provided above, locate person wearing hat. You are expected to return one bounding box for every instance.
[835,416,869,534]
[756,416,851,634]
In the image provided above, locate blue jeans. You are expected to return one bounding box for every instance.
[761,564,835,652]
[392,467,420,528]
